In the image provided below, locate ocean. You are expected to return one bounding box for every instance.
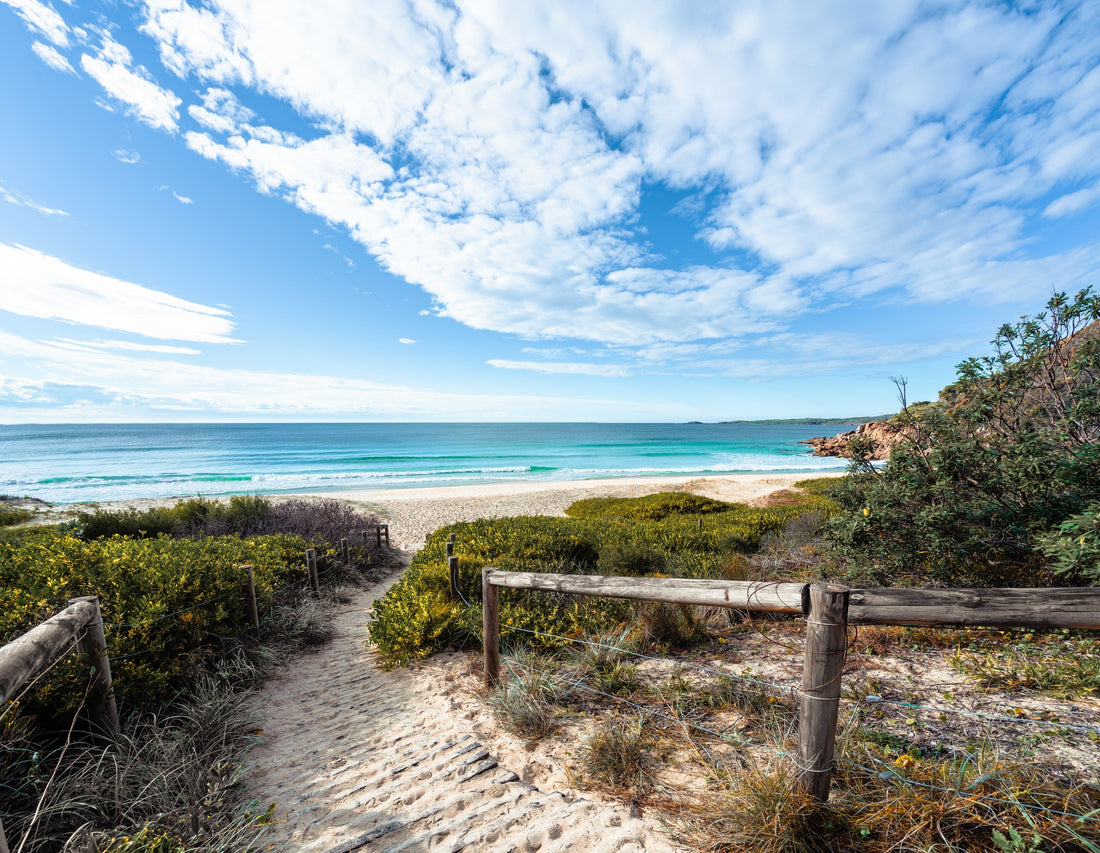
[0,422,850,505]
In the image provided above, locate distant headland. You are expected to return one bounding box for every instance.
[685,416,891,425]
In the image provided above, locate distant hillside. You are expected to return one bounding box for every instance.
[710,416,892,425]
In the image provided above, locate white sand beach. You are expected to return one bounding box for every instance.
[33,471,840,551]
[275,471,839,550]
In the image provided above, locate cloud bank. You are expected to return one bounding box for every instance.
[7,0,1100,383]
[0,243,238,343]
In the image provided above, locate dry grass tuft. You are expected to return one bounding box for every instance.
[576,713,658,795]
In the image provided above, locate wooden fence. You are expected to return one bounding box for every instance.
[479,569,1100,802]
[0,596,118,853]
[0,525,391,853]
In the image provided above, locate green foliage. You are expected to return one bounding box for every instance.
[0,504,33,527]
[1036,501,1100,583]
[949,635,1100,697]
[7,680,271,853]
[74,495,276,540]
[597,540,666,576]
[825,289,1100,586]
[0,529,310,719]
[367,494,831,667]
[565,491,735,520]
[792,477,843,499]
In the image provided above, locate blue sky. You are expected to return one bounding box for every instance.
[1,0,1099,422]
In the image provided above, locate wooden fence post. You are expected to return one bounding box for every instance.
[306,549,319,594]
[0,815,8,853]
[340,537,350,566]
[240,565,260,639]
[795,583,848,802]
[448,555,460,601]
[445,540,454,558]
[482,568,500,689]
[67,596,120,737]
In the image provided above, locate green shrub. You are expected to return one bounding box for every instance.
[0,529,310,718]
[597,540,666,576]
[1036,502,1100,583]
[566,491,734,520]
[825,289,1100,587]
[577,714,657,793]
[367,495,831,667]
[0,505,33,527]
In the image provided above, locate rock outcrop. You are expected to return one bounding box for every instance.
[802,419,910,460]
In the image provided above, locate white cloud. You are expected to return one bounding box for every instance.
[172,191,193,204]
[124,0,1100,353]
[2,0,69,47]
[398,338,417,345]
[140,0,253,83]
[0,183,68,216]
[31,40,75,73]
[1045,180,1100,218]
[113,148,141,164]
[0,243,238,343]
[80,31,181,132]
[488,359,631,377]
[0,0,1072,367]
[0,331,663,420]
[55,338,202,355]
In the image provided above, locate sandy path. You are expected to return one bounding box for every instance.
[246,567,680,853]
[244,474,833,851]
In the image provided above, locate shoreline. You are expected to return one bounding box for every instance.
[26,471,842,550]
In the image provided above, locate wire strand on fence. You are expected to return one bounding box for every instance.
[503,655,794,761]
[113,590,238,629]
[471,575,1100,736]
[864,694,1100,735]
[458,555,1100,827]
[0,631,86,726]
[837,756,1100,824]
[454,573,802,698]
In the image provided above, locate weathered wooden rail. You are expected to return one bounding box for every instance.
[480,569,1100,802]
[0,596,119,853]
[0,527,392,852]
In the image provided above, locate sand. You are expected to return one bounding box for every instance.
[297,472,838,550]
[34,471,840,551]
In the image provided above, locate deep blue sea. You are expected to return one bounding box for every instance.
[0,423,850,504]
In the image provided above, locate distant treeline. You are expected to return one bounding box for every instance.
[685,415,892,425]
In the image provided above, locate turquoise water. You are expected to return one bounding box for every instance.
[0,423,850,504]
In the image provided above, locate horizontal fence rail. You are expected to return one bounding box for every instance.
[848,586,1100,629]
[479,568,1100,803]
[0,599,98,705]
[0,596,119,853]
[485,571,808,613]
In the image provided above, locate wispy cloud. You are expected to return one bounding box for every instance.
[80,30,180,132]
[398,338,416,345]
[0,183,68,216]
[488,359,632,377]
[0,243,238,343]
[0,331,666,420]
[7,0,1099,375]
[133,0,1100,354]
[55,338,203,355]
[113,148,140,164]
[172,191,193,204]
[31,40,75,73]
[1,0,70,47]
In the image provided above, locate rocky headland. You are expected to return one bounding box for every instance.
[802,418,909,460]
